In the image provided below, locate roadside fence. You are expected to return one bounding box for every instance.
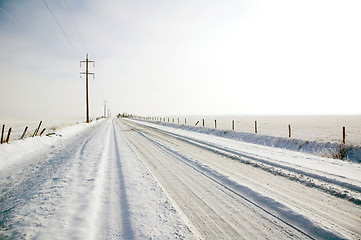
[142,116,352,145]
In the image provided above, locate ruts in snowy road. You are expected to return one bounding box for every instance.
[1,119,361,239]
[0,120,193,239]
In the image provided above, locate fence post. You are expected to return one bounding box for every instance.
[255,121,258,134]
[21,126,28,140]
[203,119,205,127]
[33,121,42,137]
[178,118,179,124]
[288,124,291,138]
[6,127,12,143]
[232,120,234,131]
[1,124,4,144]
[40,128,46,136]
[185,118,187,125]
[343,126,346,144]
[215,120,217,129]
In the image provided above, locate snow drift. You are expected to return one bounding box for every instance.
[138,120,361,162]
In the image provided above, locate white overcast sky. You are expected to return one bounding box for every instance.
[0,0,360,119]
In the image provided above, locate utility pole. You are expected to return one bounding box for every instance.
[80,54,95,123]
[103,100,107,118]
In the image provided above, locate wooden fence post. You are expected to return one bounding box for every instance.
[255,121,258,134]
[288,124,291,138]
[343,126,346,144]
[203,119,205,127]
[185,118,187,125]
[232,120,234,131]
[33,121,42,137]
[6,127,12,143]
[1,124,4,144]
[21,126,28,140]
[178,118,179,124]
[215,120,217,129]
[40,128,46,136]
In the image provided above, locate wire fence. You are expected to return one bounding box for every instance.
[143,115,361,146]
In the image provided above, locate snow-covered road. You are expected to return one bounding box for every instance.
[1,119,360,239]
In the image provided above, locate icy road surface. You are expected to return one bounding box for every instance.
[0,119,360,239]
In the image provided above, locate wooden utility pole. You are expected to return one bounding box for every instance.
[288,124,291,138]
[1,124,4,144]
[80,54,95,123]
[104,101,106,118]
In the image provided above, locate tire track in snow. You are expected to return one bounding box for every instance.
[139,131,347,240]
[0,121,106,239]
[125,119,361,239]
[61,120,111,239]
[125,136,249,239]
[131,120,361,204]
[95,121,134,239]
[115,122,199,239]
[120,121,318,239]
[1,119,198,239]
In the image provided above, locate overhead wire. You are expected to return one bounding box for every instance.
[1,5,77,59]
[0,7,31,36]
[41,0,81,59]
[61,0,87,54]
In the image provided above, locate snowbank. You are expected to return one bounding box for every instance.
[137,120,361,162]
[0,120,102,171]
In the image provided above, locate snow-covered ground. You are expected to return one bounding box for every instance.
[0,118,83,142]
[0,119,192,239]
[1,118,360,239]
[153,115,361,146]
[141,118,361,162]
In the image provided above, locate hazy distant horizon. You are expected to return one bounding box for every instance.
[2,112,361,122]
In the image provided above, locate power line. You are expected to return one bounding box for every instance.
[61,0,87,53]
[1,6,75,58]
[0,8,31,35]
[42,0,80,58]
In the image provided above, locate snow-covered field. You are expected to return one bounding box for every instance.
[156,115,361,146]
[144,116,361,161]
[1,118,360,239]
